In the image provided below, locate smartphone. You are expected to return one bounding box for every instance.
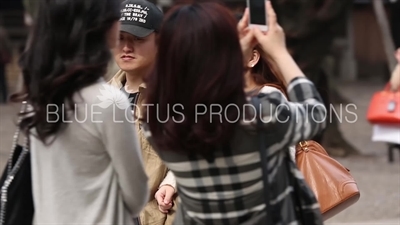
[247,0,268,31]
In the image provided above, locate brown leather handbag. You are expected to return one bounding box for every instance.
[295,140,360,221]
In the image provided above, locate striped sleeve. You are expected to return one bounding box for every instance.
[257,77,327,148]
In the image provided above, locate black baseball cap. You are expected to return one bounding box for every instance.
[119,0,163,38]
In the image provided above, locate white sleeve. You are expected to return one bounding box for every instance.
[95,96,149,217]
[159,170,177,193]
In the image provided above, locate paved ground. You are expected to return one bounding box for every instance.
[324,81,400,224]
[0,80,399,224]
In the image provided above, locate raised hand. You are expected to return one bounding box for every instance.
[237,8,257,64]
[253,1,287,60]
[154,185,175,214]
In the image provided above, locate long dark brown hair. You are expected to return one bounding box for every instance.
[144,2,246,157]
[12,0,120,144]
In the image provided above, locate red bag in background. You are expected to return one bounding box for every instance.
[367,83,400,125]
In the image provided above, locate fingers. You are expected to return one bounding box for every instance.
[266,1,277,29]
[253,27,265,42]
[158,199,173,214]
[163,188,175,204]
[157,200,171,214]
[237,8,249,32]
[158,205,169,214]
[154,191,165,205]
[241,28,255,45]
[155,186,175,214]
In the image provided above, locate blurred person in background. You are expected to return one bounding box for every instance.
[0,18,12,104]
[23,0,39,28]
[142,1,325,224]
[389,0,400,49]
[371,48,400,152]
[109,0,177,224]
[16,0,41,95]
[271,0,355,156]
[389,48,400,90]
[13,0,149,224]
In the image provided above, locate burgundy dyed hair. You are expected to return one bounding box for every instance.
[251,47,288,97]
[232,12,287,97]
[144,2,246,157]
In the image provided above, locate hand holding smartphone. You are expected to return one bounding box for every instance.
[247,0,268,31]
[246,0,287,60]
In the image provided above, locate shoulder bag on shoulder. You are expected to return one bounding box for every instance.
[295,140,360,221]
[0,101,34,225]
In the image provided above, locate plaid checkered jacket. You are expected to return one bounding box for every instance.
[143,77,326,225]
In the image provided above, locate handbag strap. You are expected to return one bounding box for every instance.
[8,101,30,174]
[250,96,276,225]
[252,96,308,225]
[0,101,31,225]
[284,150,307,224]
